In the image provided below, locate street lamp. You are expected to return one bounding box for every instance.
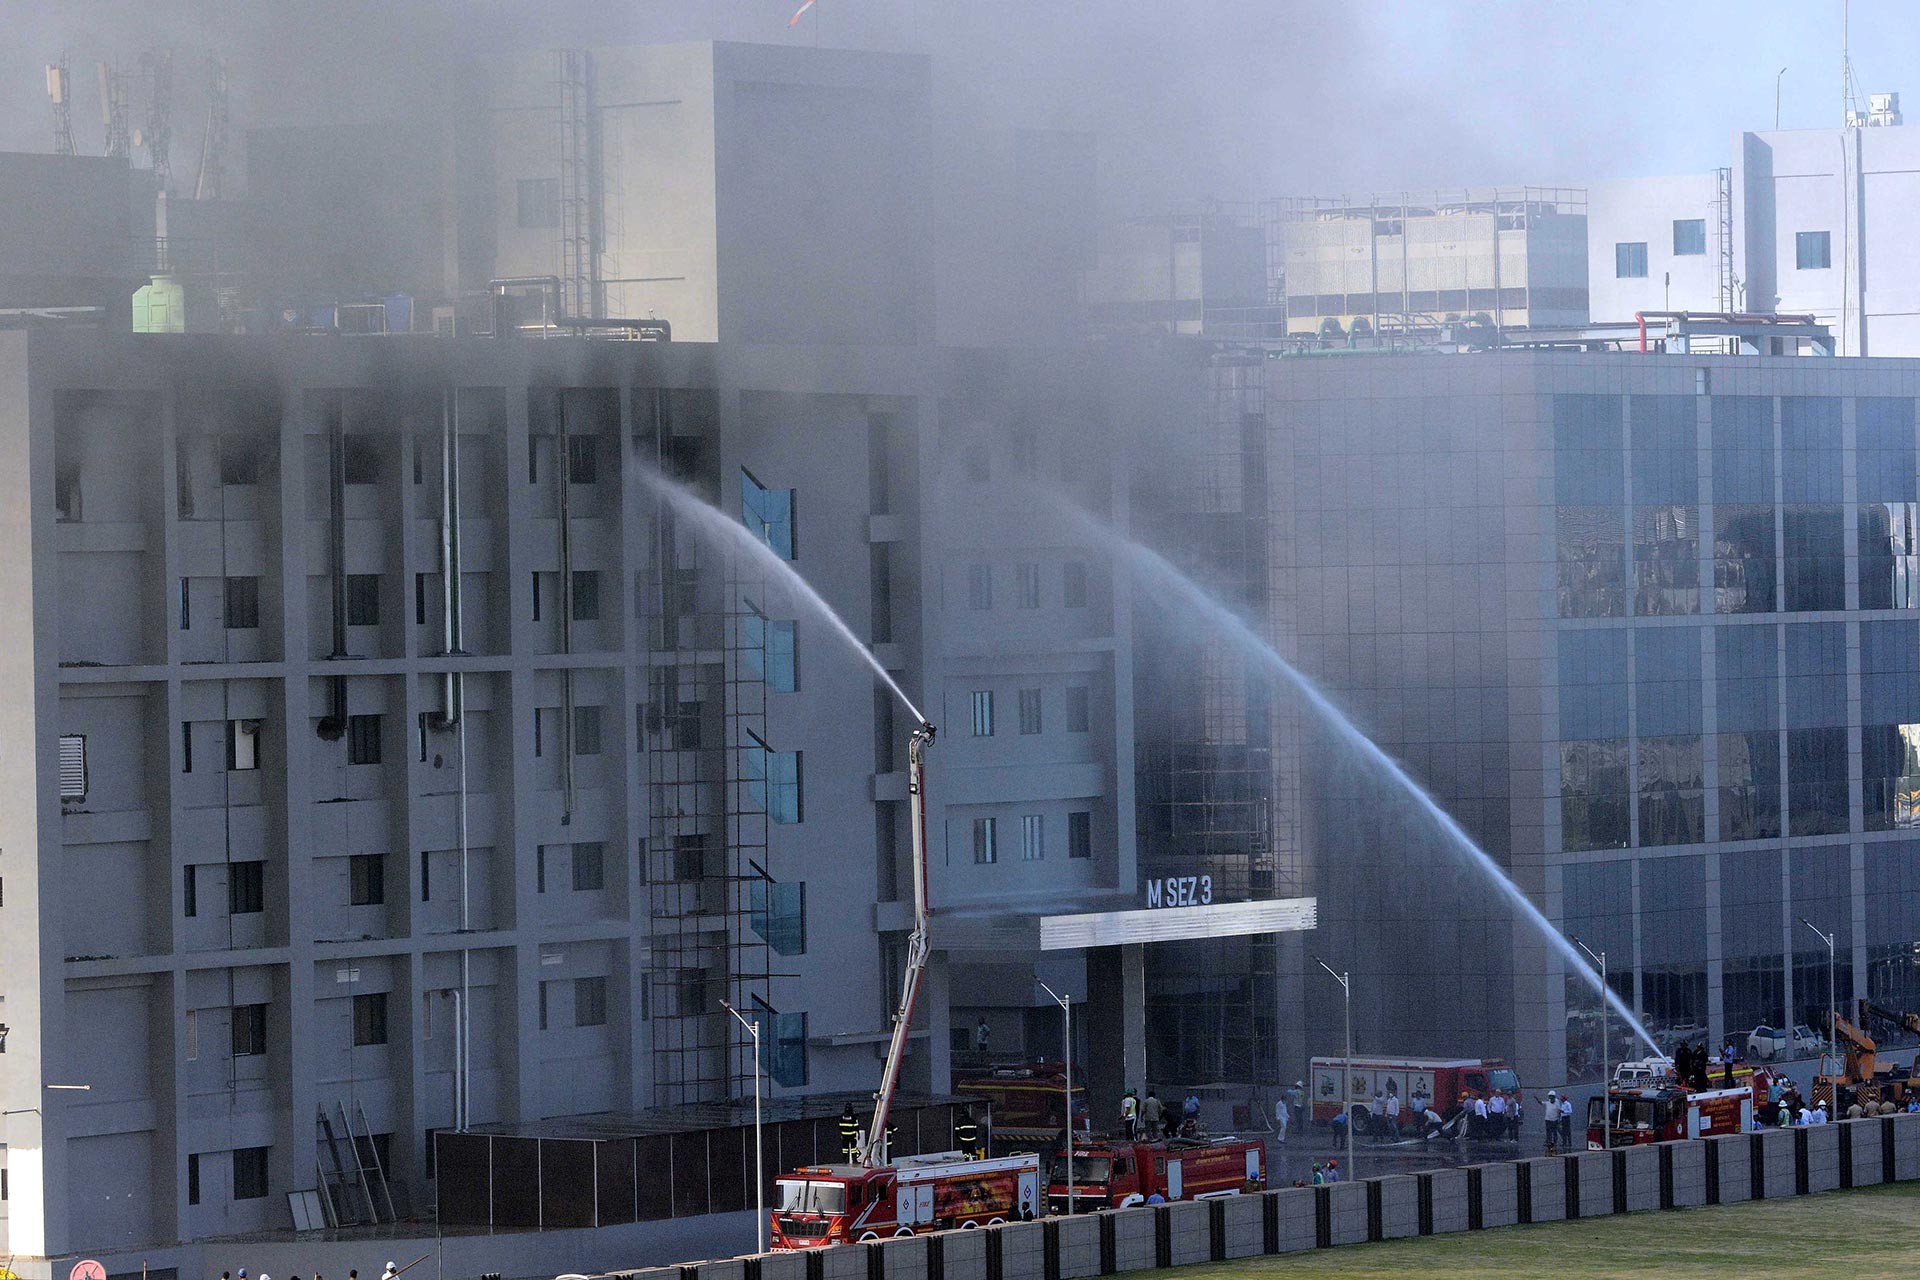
[1801,918,1837,1074]
[1037,980,1073,1215]
[1776,66,1788,130]
[720,1000,766,1254]
[1573,937,1609,1148]
[1312,956,1353,1176]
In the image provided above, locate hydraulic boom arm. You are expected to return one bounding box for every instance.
[863,721,936,1165]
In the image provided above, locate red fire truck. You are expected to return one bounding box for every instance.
[1308,1056,1519,1125]
[771,1152,1043,1246]
[1585,1062,1755,1148]
[952,1063,1088,1148]
[1046,1135,1266,1213]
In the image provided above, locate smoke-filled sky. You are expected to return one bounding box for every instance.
[1,0,1915,210]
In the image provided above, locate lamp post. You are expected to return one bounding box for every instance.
[720,1000,766,1254]
[1801,918,1837,1074]
[1312,956,1353,1176]
[1776,66,1788,129]
[1573,938,1609,1148]
[1038,980,1073,1215]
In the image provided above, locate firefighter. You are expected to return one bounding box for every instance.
[838,1103,861,1161]
[955,1109,981,1158]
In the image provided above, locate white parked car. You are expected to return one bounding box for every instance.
[1746,1023,1825,1060]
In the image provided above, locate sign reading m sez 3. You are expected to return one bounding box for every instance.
[1144,874,1213,908]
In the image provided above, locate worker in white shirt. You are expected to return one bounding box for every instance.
[1384,1088,1402,1138]
[1273,1095,1291,1144]
[1488,1090,1508,1140]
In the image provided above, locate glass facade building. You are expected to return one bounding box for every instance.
[1270,353,1920,1083]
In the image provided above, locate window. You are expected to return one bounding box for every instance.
[1069,810,1092,859]
[1614,241,1648,278]
[531,571,542,622]
[183,721,194,773]
[231,1003,267,1057]
[220,439,259,486]
[1064,562,1089,609]
[353,992,388,1046]
[769,750,803,824]
[750,880,807,956]
[1022,813,1043,861]
[54,465,80,521]
[1018,687,1043,735]
[972,816,997,864]
[342,435,380,485]
[346,574,380,627]
[1066,686,1091,733]
[1672,218,1707,256]
[516,177,560,229]
[571,841,605,891]
[762,1006,809,1087]
[229,861,264,915]
[566,434,597,485]
[224,576,259,629]
[967,563,992,610]
[232,1146,270,1200]
[57,734,86,801]
[349,853,385,906]
[227,719,260,771]
[1016,563,1041,609]
[415,573,428,626]
[187,1152,201,1206]
[741,468,797,560]
[573,704,603,756]
[971,690,995,736]
[571,570,600,622]
[347,714,382,765]
[1796,230,1832,270]
[184,864,198,917]
[180,577,191,630]
[185,1008,199,1061]
[762,618,798,692]
[539,980,550,1030]
[575,975,608,1027]
[536,844,548,893]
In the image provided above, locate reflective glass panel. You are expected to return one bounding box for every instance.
[1713,505,1777,613]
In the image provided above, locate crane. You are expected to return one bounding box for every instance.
[46,54,74,155]
[861,721,936,1166]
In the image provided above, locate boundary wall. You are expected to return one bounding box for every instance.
[608,1114,1920,1280]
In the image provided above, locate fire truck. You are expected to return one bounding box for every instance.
[771,1152,1044,1246]
[952,1063,1088,1148]
[1045,1135,1265,1213]
[1308,1056,1519,1126]
[1585,1058,1754,1148]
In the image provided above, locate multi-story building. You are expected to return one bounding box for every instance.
[1587,97,1920,355]
[1262,343,1920,1085]
[0,328,1172,1272]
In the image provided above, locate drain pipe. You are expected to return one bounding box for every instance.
[320,397,349,736]
[439,385,472,1129]
[557,391,576,824]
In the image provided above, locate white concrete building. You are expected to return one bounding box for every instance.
[1588,104,1920,355]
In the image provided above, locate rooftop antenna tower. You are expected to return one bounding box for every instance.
[194,57,230,201]
[98,60,130,159]
[46,54,74,155]
[1842,0,1864,125]
[139,50,174,193]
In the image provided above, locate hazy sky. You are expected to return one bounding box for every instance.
[0,0,1911,210]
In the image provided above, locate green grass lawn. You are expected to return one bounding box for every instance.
[1152,1182,1920,1280]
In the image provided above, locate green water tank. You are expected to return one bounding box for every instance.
[133,274,186,333]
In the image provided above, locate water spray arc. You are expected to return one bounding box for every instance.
[1076,509,1661,1057]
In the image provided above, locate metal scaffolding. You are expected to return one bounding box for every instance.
[639,389,774,1107]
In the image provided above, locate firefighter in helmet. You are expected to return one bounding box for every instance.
[955,1109,981,1159]
[838,1103,861,1161]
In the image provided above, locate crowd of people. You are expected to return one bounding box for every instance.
[1118,1088,1206,1140]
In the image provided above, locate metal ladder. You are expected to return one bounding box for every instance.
[315,1102,396,1224]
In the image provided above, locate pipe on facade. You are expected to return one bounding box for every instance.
[557,390,577,825]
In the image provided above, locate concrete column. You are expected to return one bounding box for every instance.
[1085,944,1146,1124]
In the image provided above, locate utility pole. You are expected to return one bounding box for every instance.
[1313,956,1353,1176]
[721,1000,766,1254]
[1038,981,1074,1214]
[1574,938,1609,1148]
[1801,919,1837,1075]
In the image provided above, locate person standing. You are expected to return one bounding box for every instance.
[1286,1080,1306,1120]
[1120,1089,1139,1141]
[1273,1094,1291,1145]
[1384,1089,1401,1139]
[955,1108,981,1158]
[838,1103,862,1161]
[975,1018,991,1054]
[1487,1090,1507,1140]
[1141,1089,1164,1139]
